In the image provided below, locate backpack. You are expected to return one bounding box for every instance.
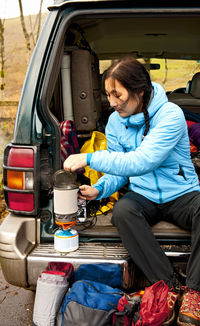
[113,291,143,326]
[113,281,169,326]
[135,280,169,326]
[56,280,123,326]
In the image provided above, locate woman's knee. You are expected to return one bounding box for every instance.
[111,196,139,226]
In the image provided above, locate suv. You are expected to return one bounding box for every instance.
[0,0,199,290]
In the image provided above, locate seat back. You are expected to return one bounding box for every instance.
[71,49,102,131]
[168,72,200,114]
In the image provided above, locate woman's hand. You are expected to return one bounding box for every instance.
[63,153,87,172]
[79,185,99,200]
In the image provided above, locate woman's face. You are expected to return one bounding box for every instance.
[105,77,144,117]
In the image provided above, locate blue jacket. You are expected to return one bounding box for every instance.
[88,82,200,203]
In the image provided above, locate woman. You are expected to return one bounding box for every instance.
[64,57,200,325]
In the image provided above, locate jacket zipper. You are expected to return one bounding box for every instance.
[134,125,139,148]
[137,122,162,203]
[130,124,162,203]
[153,171,162,203]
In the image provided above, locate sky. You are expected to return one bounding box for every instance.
[1,0,54,19]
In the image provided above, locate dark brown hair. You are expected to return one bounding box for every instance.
[104,57,152,137]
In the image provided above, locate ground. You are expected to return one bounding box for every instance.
[0,266,35,326]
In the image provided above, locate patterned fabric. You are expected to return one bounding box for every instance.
[177,289,200,325]
[162,291,180,325]
[60,120,80,162]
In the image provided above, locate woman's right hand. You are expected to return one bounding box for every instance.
[79,185,99,200]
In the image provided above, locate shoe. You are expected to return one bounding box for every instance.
[177,289,200,326]
[162,290,180,325]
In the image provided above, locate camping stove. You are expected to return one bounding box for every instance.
[53,170,79,252]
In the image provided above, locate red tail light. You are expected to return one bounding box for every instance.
[3,145,39,215]
[8,193,34,212]
[8,148,34,168]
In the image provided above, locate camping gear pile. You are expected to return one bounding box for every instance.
[33,262,169,326]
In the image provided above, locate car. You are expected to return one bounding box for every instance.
[0,0,200,290]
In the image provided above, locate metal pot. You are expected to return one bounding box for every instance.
[53,170,79,222]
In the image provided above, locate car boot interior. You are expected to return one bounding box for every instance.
[40,11,200,253]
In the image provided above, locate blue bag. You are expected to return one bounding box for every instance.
[74,263,123,288]
[56,280,123,326]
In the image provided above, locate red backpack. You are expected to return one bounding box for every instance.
[113,291,143,326]
[135,280,169,326]
[113,281,169,326]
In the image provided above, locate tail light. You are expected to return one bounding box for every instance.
[3,144,40,215]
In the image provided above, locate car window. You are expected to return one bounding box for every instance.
[150,58,200,92]
[100,58,200,93]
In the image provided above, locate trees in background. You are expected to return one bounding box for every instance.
[0,18,5,97]
[18,0,44,54]
[18,0,31,53]
[0,0,44,99]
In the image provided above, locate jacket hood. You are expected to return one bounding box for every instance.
[118,82,168,127]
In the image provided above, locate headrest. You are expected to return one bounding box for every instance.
[101,72,106,95]
[185,80,191,94]
[190,72,200,99]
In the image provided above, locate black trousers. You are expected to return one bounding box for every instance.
[111,190,200,291]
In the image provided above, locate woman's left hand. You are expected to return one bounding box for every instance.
[63,153,87,172]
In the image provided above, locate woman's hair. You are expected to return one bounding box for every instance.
[104,57,152,137]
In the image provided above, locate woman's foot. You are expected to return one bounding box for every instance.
[177,289,200,326]
[162,290,180,325]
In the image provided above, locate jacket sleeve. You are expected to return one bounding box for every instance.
[90,105,187,177]
[92,118,129,200]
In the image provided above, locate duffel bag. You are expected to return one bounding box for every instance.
[56,279,123,326]
[74,263,123,288]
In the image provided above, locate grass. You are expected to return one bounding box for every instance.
[0,119,15,170]
[2,14,47,102]
[150,58,200,90]
[0,120,15,223]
